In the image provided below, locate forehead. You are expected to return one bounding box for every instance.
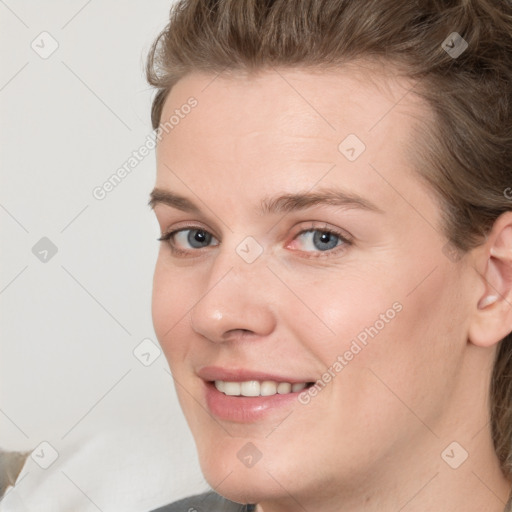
[157,63,425,162]
[154,64,434,224]
[161,62,422,126]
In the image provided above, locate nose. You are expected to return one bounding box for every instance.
[189,243,277,343]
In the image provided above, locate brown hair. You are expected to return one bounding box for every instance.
[146,0,512,480]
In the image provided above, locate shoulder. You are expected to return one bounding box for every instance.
[149,490,248,512]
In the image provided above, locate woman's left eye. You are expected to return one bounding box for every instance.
[291,228,349,254]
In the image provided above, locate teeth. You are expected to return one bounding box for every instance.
[223,382,241,396]
[260,380,277,396]
[240,380,260,397]
[214,380,308,397]
[277,382,291,394]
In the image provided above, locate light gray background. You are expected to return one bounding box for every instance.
[0,1,207,510]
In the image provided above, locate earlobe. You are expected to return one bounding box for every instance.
[468,213,512,348]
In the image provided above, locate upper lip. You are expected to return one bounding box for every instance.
[197,366,314,384]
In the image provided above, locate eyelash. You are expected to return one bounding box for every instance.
[157,222,352,259]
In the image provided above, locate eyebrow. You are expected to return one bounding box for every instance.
[148,186,383,215]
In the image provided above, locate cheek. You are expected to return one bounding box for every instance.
[313,255,464,401]
[302,270,403,359]
[334,261,465,419]
[151,258,191,362]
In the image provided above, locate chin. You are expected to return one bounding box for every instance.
[194,435,315,506]
[200,462,285,505]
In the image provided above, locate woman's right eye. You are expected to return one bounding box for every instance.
[157,227,219,256]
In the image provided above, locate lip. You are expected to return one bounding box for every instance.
[197,366,313,384]
[198,366,315,423]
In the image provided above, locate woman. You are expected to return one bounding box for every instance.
[146,0,512,510]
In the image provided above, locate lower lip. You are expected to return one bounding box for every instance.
[204,381,307,422]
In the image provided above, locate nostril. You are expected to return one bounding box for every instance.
[223,329,254,341]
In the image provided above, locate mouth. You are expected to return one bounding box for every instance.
[213,379,315,397]
[198,367,317,423]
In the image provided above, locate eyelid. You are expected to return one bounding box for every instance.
[288,221,353,244]
[158,220,219,241]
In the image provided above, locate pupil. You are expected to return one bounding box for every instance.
[189,229,210,248]
[313,230,338,251]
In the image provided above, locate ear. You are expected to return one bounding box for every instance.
[468,211,512,348]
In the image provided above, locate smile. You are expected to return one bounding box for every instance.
[214,380,312,396]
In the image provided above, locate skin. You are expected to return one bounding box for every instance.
[150,64,512,512]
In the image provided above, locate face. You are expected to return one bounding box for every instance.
[150,65,474,505]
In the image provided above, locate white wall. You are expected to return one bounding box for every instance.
[0,1,207,510]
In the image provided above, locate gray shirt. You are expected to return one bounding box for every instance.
[151,489,512,511]
[150,491,255,512]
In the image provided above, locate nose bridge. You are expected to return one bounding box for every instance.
[189,235,276,342]
[211,231,266,281]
